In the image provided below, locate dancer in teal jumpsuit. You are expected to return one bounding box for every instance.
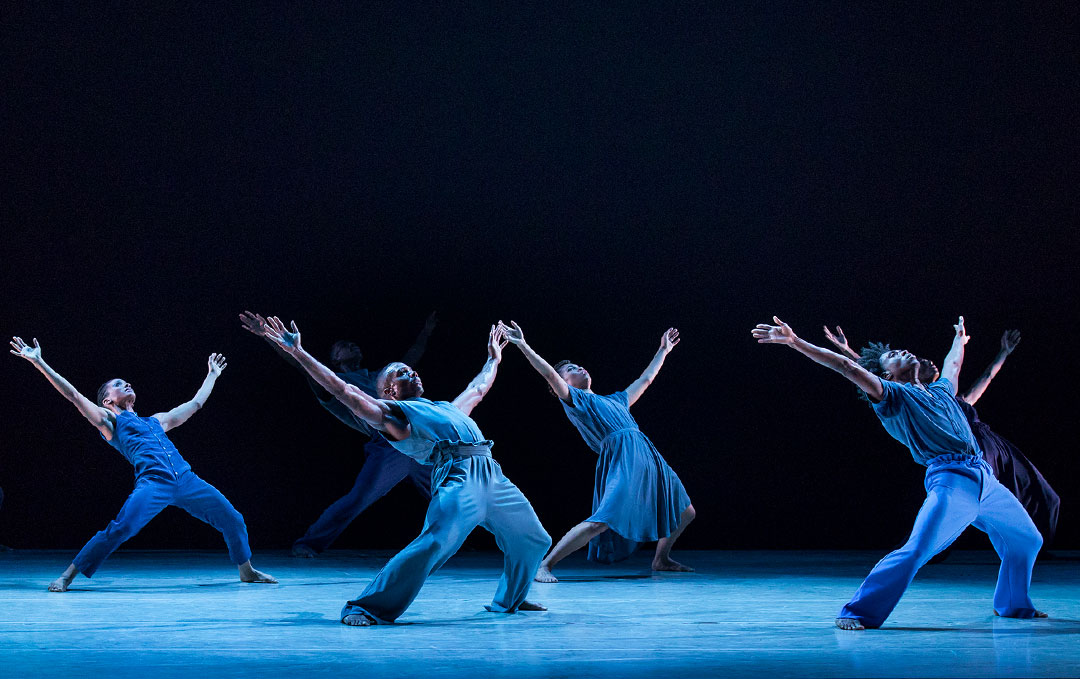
[260,317,550,625]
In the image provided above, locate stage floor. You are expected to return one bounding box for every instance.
[1,549,1077,678]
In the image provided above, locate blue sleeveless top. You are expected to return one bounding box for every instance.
[102,410,192,480]
[384,398,488,465]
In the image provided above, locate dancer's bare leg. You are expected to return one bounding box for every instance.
[238,560,277,583]
[534,521,608,583]
[48,563,79,592]
[653,504,696,572]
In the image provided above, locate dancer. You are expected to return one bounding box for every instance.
[824,325,1060,546]
[497,321,695,583]
[9,336,275,591]
[753,317,1044,629]
[240,311,435,557]
[259,316,550,625]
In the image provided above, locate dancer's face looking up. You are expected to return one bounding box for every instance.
[878,349,921,383]
[918,358,940,383]
[98,378,136,409]
[330,341,364,372]
[556,362,591,391]
[378,362,424,400]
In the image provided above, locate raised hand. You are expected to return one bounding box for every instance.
[9,336,42,363]
[207,353,227,376]
[239,311,270,338]
[752,317,797,345]
[1000,329,1021,355]
[488,324,508,362]
[498,320,526,346]
[823,325,850,353]
[264,316,303,353]
[954,316,970,345]
[660,327,680,353]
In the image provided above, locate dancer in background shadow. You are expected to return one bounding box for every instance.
[240,311,436,557]
[824,325,1059,549]
[497,321,695,583]
[9,336,275,591]
[753,316,1044,630]
[259,317,549,625]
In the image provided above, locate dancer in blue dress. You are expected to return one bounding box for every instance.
[9,336,275,591]
[754,316,1044,629]
[259,316,549,625]
[240,311,435,557]
[498,322,695,583]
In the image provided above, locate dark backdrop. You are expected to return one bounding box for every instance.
[2,2,1077,554]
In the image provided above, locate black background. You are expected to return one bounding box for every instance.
[2,2,1077,554]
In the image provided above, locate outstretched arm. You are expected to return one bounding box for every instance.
[9,337,114,438]
[401,311,438,366]
[240,310,334,399]
[153,354,226,432]
[452,325,507,416]
[823,325,861,360]
[625,328,680,407]
[962,329,1020,405]
[498,321,570,402]
[752,317,884,401]
[261,316,406,437]
[939,316,969,396]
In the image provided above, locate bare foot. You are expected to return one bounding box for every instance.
[836,617,865,630]
[48,575,73,592]
[534,566,558,583]
[291,544,316,558]
[652,557,694,572]
[342,613,376,626]
[48,565,78,592]
[995,610,1049,618]
[238,562,277,583]
[518,600,547,611]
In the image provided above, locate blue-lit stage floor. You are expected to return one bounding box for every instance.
[1,549,1077,678]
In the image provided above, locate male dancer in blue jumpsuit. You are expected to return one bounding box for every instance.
[753,316,1044,629]
[260,316,550,625]
[240,311,435,557]
[9,336,275,591]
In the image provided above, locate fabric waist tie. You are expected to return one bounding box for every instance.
[430,440,495,489]
[600,428,641,447]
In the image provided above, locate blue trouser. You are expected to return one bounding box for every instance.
[294,438,432,553]
[72,471,252,577]
[839,455,1042,628]
[340,452,551,624]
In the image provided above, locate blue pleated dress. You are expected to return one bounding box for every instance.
[561,386,691,563]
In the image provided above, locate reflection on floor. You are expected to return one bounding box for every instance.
[1,549,1077,678]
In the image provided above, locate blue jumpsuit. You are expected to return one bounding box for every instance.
[340,398,551,624]
[838,378,1042,628]
[292,369,432,554]
[561,386,692,563]
[71,410,252,577]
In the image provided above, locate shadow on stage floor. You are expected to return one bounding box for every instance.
[1,549,1077,678]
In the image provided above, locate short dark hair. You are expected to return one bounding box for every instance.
[857,342,892,377]
[375,363,400,397]
[96,380,115,407]
[552,360,572,373]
